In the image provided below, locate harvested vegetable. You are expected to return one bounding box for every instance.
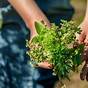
[26,20,84,80]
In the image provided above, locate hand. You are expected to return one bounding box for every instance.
[30,30,38,42]
[77,21,88,80]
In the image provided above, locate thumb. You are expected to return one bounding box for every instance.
[30,31,38,43]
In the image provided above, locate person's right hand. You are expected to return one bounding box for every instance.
[76,21,88,62]
[77,21,88,80]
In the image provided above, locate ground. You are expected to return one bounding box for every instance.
[55,65,88,88]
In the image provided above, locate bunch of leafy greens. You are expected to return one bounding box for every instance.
[26,20,84,80]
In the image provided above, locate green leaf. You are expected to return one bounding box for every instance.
[35,21,45,34]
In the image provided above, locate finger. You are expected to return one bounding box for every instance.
[84,35,88,46]
[85,63,88,81]
[44,62,52,69]
[75,32,80,41]
[78,31,86,44]
[82,46,88,61]
[80,64,88,80]
[86,72,88,81]
[38,62,52,69]
[81,48,86,62]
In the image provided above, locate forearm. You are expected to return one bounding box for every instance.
[8,0,50,34]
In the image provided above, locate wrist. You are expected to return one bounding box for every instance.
[30,28,38,41]
[80,20,88,30]
[84,12,88,23]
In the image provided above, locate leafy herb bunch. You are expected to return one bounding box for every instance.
[26,20,84,80]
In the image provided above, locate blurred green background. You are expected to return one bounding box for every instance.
[71,0,86,24]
